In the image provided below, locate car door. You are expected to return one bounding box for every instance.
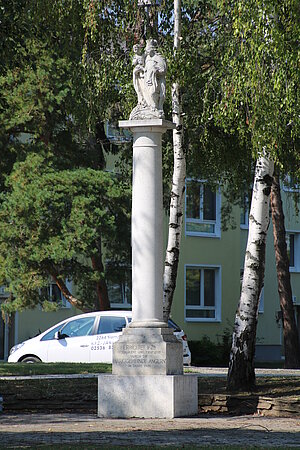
[90,315,127,363]
[47,316,96,362]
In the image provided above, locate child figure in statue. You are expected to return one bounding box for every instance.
[129,39,166,120]
[132,44,145,106]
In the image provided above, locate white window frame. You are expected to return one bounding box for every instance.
[185,179,221,238]
[287,231,300,273]
[184,264,222,322]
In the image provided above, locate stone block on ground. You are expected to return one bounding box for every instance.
[98,374,198,418]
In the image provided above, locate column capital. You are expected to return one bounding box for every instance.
[119,119,175,134]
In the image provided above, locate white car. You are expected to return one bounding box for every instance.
[8,311,192,365]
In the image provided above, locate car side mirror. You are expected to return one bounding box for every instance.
[55,330,68,339]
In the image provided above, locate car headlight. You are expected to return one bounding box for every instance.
[9,342,25,355]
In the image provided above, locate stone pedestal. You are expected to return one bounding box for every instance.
[98,374,198,419]
[97,118,198,418]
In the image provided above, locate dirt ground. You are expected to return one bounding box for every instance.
[1,412,300,448]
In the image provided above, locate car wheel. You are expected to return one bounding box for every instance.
[21,356,41,363]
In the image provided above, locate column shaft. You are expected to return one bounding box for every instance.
[132,131,164,326]
[118,119,175,327]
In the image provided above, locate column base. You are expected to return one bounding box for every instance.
[129,320,168,328]
[113,327,183,375]
[98,374,198,418]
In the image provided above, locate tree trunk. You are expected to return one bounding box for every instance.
[227,154,274,392]
[270,171,300,368]
[50,271,89,312]
[91,237,110,311]
[163,0,185,321]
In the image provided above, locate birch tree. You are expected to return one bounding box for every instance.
[163,0,186,321]
[202,0,299,390]
[227,155,274,391]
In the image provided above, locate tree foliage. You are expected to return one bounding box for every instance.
[0,1,136,313]
[0,0,298,319]
[204,0,299,165]
[201,0,300,390]
[0,154,130,314]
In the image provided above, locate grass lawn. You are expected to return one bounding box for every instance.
[197,375,300,398]
[1,362,300,399]
[0,362,112,376]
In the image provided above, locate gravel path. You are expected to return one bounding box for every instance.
[1,369,300,448]
[1,412,300,448]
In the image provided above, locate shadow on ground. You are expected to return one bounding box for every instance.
[0,413,300,448]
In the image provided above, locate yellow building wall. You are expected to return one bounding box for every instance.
[170,201,241,342]
[10,180,300,363]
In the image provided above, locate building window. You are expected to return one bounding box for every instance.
[105,121,131,144]
[240,193,250,229]
[283,175,300,192]
[107,265,132,309]
[286,232,300,272]
[185,265,221,322]
[107,281,132,308]
[258,287,264,313]
[41,282,71,309]
[286,233,295,268]
[185,180,221,237]
[0,286,9,298]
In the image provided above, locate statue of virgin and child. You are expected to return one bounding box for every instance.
[129,39,166,120]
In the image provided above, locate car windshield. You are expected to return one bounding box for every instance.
[41,323,66,341]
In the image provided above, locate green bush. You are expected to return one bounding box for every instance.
[189,329,232,367]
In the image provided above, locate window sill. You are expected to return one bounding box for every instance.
[110,304,132,309]
[186,231,221,238]
[185,318,221,323]
[290,268,300,274]
[283,187,300,193]
[240,224,249,230]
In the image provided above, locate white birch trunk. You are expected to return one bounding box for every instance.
[163,0,185,321]
[227,154,274,391]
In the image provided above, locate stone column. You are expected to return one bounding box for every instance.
[120,119,173,328]
[98,40,198,418]
[98,118,198,418]
[112,119,184,376]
